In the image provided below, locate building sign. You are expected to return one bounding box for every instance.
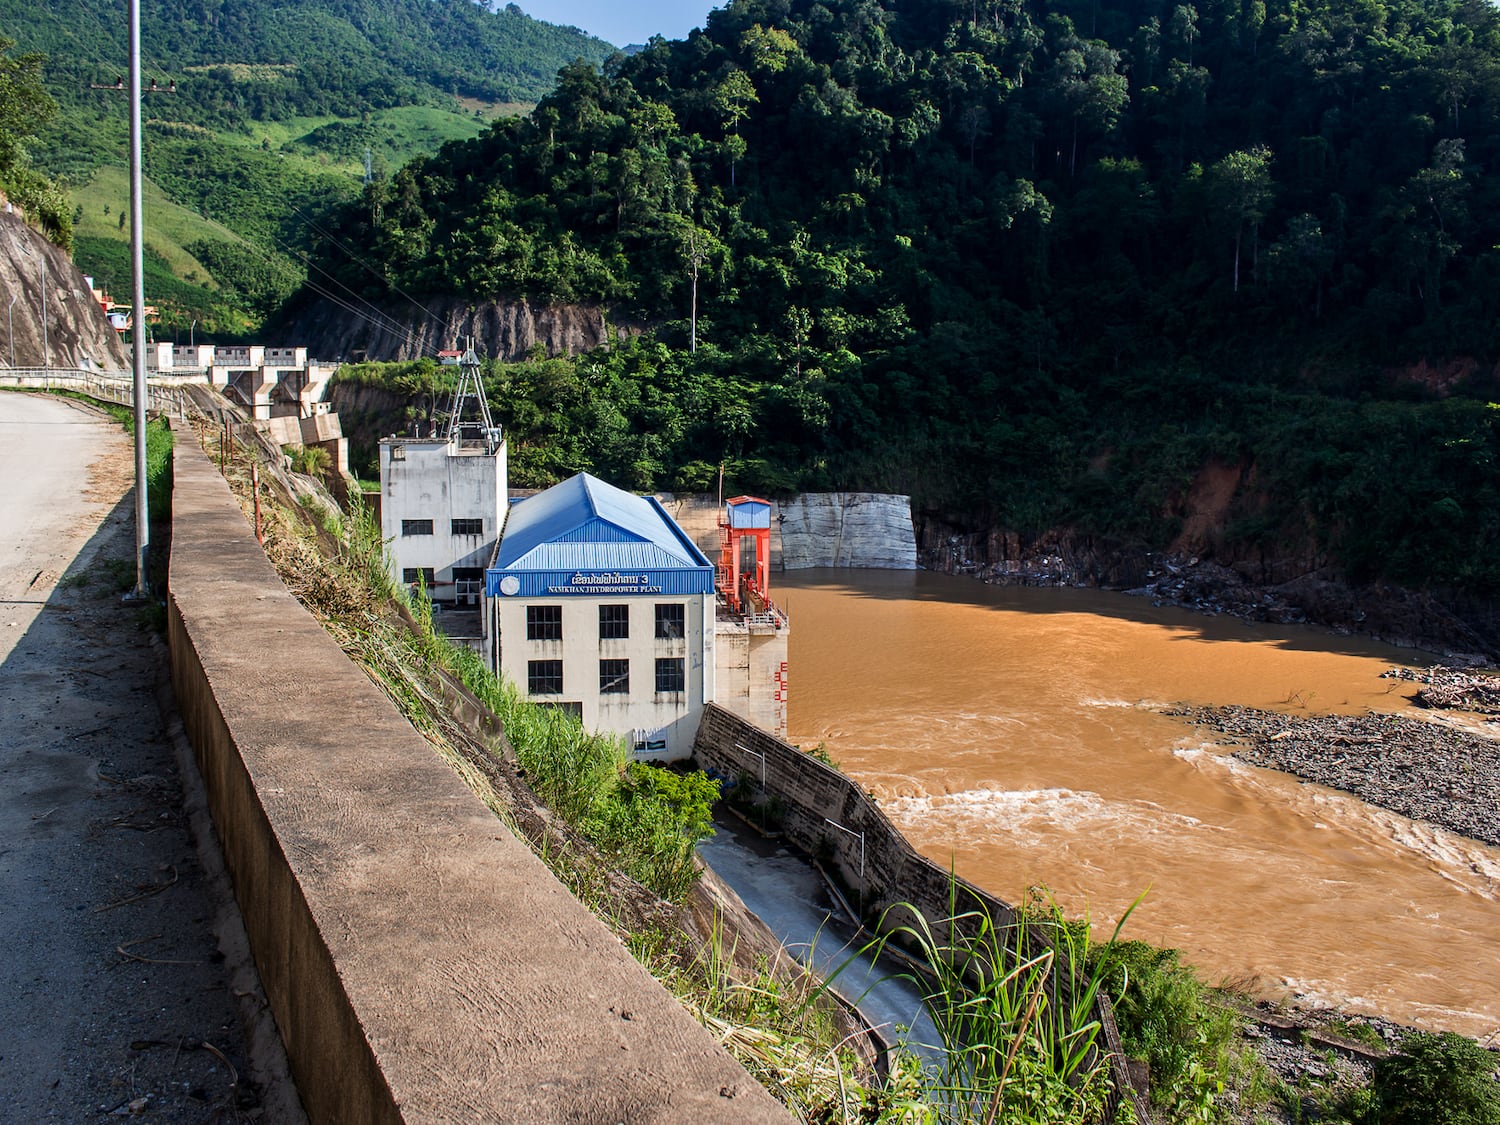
[545,572,663,595]
[487,567,714,598]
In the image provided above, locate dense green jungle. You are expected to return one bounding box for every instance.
[6,0,1500,605]
[308,0,1500,603]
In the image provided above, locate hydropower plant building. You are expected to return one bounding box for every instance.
[484,473,718,760]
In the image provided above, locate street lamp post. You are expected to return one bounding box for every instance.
[39,260,48,368]
[7,293,15,367]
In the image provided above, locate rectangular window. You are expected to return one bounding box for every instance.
[402,567,435,586]
[655,657,685,694]
[451,518,484,536]
[389,445,405,461]
[655,603,685,640]
[599,659,630,695]
[599,604,630,639]
[452,567,483,602]
[527,659,563,696]
[526,605,563,641]
[400,518,433,536]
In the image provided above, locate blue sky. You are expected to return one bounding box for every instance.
[518,1,719,48]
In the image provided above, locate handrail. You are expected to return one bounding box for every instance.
[0,367,188,418]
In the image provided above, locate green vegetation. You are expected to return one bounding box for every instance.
[435,636,720,903]
[1370,1031,1500,1125]
[867,888,1137,1122]
[0,34,70,247]
[1091,942,1235,1121]
[305,0,1500,597]
[2,0,612,337]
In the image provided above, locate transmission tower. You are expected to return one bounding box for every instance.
[442,337,502,454]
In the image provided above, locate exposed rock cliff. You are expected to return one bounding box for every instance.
[0,208,127,371]
[275,294,637,362]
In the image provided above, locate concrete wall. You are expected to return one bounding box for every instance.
[659,492,916,573]
[693,704,1149,1124]
[779,493,916,570]
[713,624,788,739]
[167,436,789,1124]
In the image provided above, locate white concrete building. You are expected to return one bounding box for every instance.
[485,473,716,762]
[379,432,507,607]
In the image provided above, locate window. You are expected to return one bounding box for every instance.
[390,445,405,461]
[402,567,435,586]
[655,657,685,694]
[451,518,484,536]
[655,603,685,639]
[599,604,630,639]
[526,605,563,641]
[527,659,563,695]
[599,659,630,694]
[453,567,483,602]
[401,519,433,536]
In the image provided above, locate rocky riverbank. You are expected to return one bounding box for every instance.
[914,516,1500,665]
[1166,697,1500,848]
[1383,664,1500,716]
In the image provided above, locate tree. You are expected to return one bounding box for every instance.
[712,68,757,185]
[0,36,55,173]
[1207,145,1274,291]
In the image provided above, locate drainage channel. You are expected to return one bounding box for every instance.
[696,813,941,1067]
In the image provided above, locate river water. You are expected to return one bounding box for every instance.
[779,568,1500,1038]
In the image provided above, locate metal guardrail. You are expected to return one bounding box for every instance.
[0,367,188,418]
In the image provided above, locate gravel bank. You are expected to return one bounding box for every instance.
[1166,702,1500,847]
[1382,664,1500,717]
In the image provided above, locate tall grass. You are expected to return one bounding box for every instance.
[867,886,1139,1124]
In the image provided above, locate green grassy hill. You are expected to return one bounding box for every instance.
[1,0,613,336]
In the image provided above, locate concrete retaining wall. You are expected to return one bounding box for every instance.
[693,705,1149,1123]
[778,493,916,570]
[167,436,789,1124]
[658,491,916,573]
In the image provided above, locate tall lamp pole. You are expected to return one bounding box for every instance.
[127,0,150,600]
[7,294,15,367]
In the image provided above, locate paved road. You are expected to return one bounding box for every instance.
[0,392,283,1121]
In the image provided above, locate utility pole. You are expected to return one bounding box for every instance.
[128,0,150,599]
[40,261,48,368]
[6,293,15,367]
[92,31,175,601]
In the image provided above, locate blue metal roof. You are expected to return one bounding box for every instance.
[493,473,714,579]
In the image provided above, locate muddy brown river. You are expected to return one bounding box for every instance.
[780,568,1500,1038]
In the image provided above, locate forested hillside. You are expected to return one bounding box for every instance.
[305,0,1500,598]
[0,0,612,335]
